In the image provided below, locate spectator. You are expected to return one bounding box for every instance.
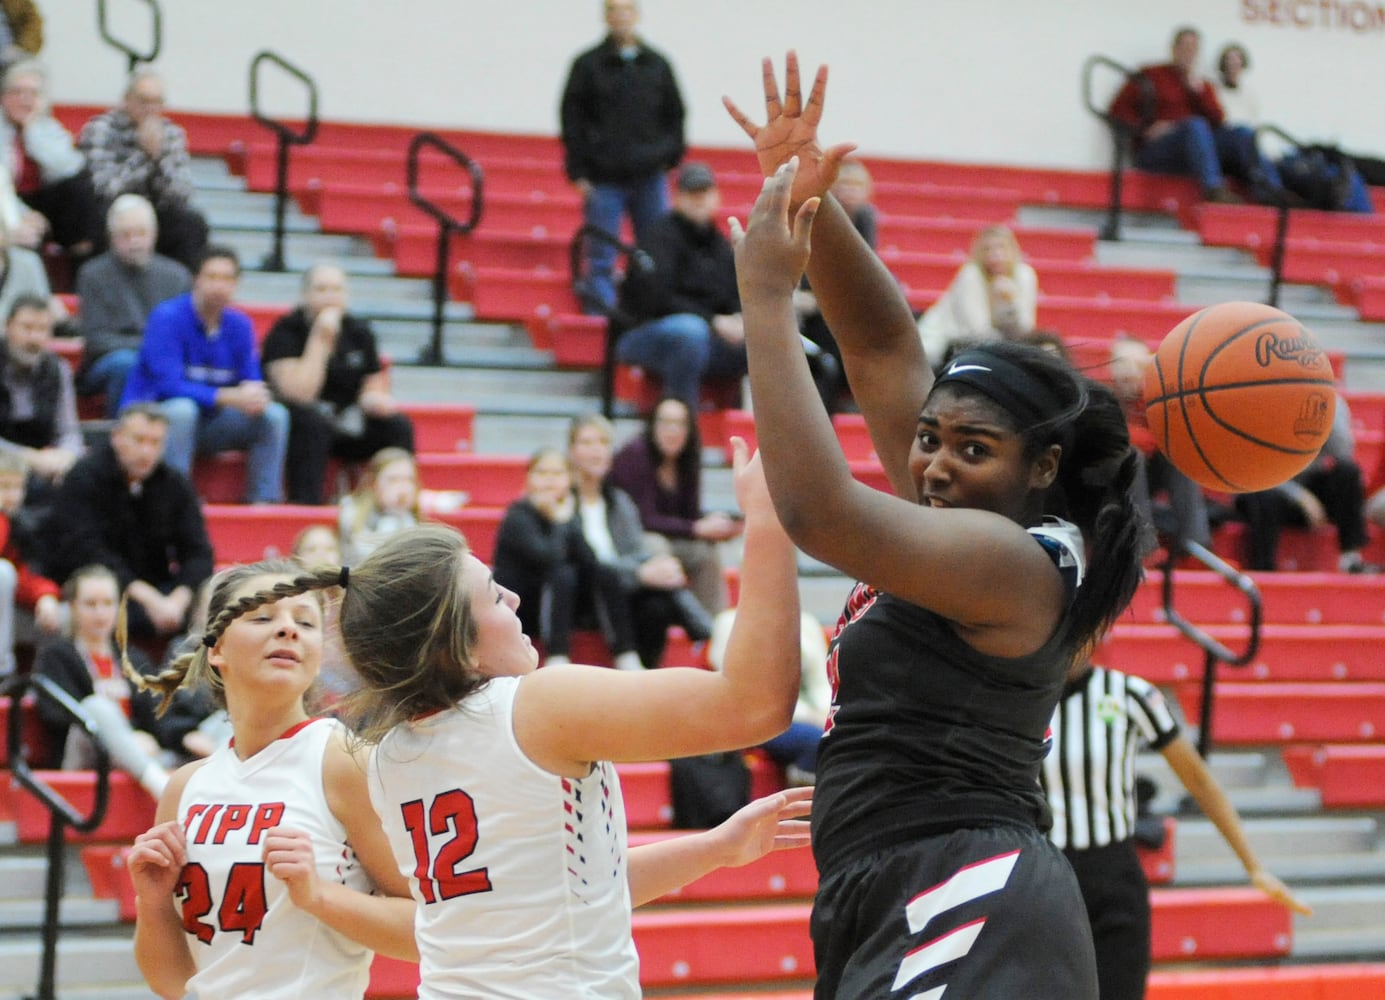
[569,412,714,668]
[1108,26,1285,205]
[78,69,210,270]
[74,193,191,417]
[560,0,685,312]
[261,264,415,505]
[0,449,58,674]
[337,447,420,564]
[151,576,232,763]
[120,246,289,504]
[494,446,645,671]
[1236,393,1377,573]
[0,1,40,70]
[0,59,100,266]
[292,523,341,570]
[917,224,1039,363]
[33,564,171,797]
[288,522,358,703]
[1214,41,1373,214]
[47,403,213,640]
[608,396,741,614]
[0,216,53,322]
[1042,651,1310,1000]
[1108,335,1212,556]
[615,162,745,412]
[0,293,81,505]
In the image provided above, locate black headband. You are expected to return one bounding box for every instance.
[932,349,1066,428]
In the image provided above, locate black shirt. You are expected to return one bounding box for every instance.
[260,307,383,413]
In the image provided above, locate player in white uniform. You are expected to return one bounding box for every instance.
[211,441,812,998]
[124,560,416,1000]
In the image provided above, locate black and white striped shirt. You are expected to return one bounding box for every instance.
[1040,665,1181,851]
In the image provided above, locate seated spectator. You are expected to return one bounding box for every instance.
[1237,392,1377,572]
[150,576,231,761]
[0,449,57,673]
[1108,26,1286,205]
[568,412,713,668]
[288,522,358,702]
[337,446,420,563]
[614,162,745,412]
[0,293,81,507]
[120,246,289,504]
[494,446,644,671]
[608,396,741,614]
[78,69,209,271]
[261,264,415,505]
[795,157,878,411]
[707,607,830,787]
[0,59,100,267]
[47,403,214,639]
[74,193,191,416]
[0,1,40,71]
[1214,41,1373,214]
[1108,335,1212,556]
[34,564,170,797]
[917,225,1039,364]
[0,217,56,323]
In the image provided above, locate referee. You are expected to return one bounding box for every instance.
[1041,657,1311,1000]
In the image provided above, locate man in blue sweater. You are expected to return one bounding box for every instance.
[120,246,288,503]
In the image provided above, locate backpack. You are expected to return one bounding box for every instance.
[668,751,751,829]
[1280,145,1360,212]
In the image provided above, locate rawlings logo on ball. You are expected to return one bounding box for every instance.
[1294,392,1333,441]
[1255,330,1324,369]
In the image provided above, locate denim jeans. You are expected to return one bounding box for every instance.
[615,312,747,413]
[1135,117,1282,196]
[160,396,289,503]
[77,349,138,418]
[582,173,670,310]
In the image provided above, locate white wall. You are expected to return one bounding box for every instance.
[40,0,1385,168]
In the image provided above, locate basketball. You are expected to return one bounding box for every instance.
[1143,301,1337,493]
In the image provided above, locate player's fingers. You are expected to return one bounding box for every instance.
[728,216,745,245]
[722,95,760,139]
[761,57,782,118]
[782,51,803,118]
[729,436,749,474]
[791,196,820,249]
[802,63,829,127]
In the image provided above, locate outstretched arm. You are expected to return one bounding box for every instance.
[1162,736,1313,916]
[724,53,928,491]
[627,788,812,907]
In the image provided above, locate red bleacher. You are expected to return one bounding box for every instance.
[1284,744,1385,807]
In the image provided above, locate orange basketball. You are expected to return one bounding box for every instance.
[1143,301,1337,493]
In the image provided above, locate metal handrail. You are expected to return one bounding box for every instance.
[96,0,162,74]
[1082,54,1149,242]
[569,223,645,417]
[249,50,320,272]
[1158,540,1263,758]
[1256,123,1309,309]
[3,673,113,1000]
[406,131,485,366]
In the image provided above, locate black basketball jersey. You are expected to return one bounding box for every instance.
[811,520,1083,877]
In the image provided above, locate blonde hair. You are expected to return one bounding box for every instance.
[348,447,420,538]
[968,225,1023,281]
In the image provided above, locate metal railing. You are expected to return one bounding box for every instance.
[96,0,161,74]
[1158,540,1263,758]
[1256,123,1309,310]
[1082,54,1151,242]
[2,674,113,1000]
[249,50,320,272]
[568,224,647,417]
[406,131,484,366]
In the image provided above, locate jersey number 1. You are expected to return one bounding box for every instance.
[401,789,494,905]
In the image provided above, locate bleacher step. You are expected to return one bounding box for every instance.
[0,896,120,930]
[0,932,143,992]
[1291,885,1385,959]
[204,204,321,234]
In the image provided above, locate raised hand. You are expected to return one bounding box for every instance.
[723,51,856,205]
[712,787,814,868]
[729,157,820,298]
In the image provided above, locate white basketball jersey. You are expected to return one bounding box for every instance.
[178,717,374,1000]
[368,675,639,999]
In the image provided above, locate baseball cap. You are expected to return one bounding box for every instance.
[676,162,717,193]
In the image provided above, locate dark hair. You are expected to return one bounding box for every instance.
[119,558,332,715]
[929,341,1147,657]
[194,244,241,277]
[6,294,50,324]
[644,396,701,489]
[1217,42,1249,78]
[115,401,169,427]
[61,563,119,604]
[1172,25,1200,47]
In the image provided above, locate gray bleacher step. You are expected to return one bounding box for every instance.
[1173,815,1381,864]
[375,318,535,357]
[1017,205,1183,232]
[1176,273,1341,310]
[0,897,120,930]
[0,854,96,902]
[388,344,554,371]
[0,822,14,847]
[1290,885,1385,958]
[1175,850,1385,887]
[204,205,321,235]
[237,269,438,304]
[1095,236,1264,272]
[1138,750,1277,792]
[0,931,142,993]
[188,155,241,188]
[379,365,599,408]
[217,233,395,276]
[7,987,159,1000]
[470,412,643,456]
[194,187,304,215]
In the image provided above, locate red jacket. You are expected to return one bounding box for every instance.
[1108,63,1225,147]
[0,513,59,610]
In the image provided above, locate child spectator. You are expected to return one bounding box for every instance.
[33,564,170,797]
[0,448,57,673]
[495,445,644,671]
[290,523,358,701]
[337,447,420,563]
[154,577,230,762]
[608,396,742,614]
[917,224,1039,364]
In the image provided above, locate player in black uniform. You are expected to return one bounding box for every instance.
[725,56,1147,999]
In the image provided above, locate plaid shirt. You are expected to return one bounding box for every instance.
[77,108,193,207]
